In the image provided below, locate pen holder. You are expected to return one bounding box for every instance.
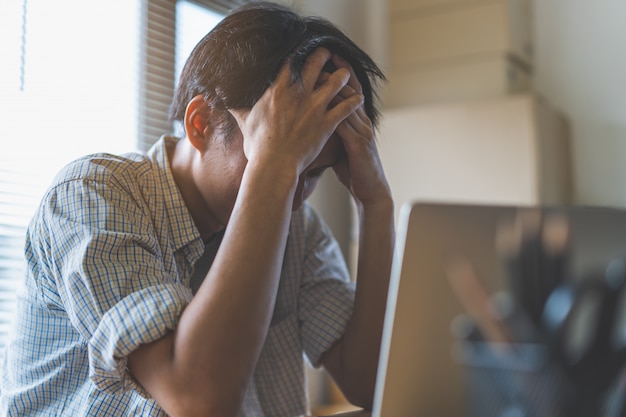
[457,341,626,417]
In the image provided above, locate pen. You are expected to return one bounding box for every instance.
[446,257,513,352]
[539,213,569,313]
[496,210,569,330]
[496,214,540,328]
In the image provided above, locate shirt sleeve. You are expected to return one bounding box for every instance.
[89,284,192,397]
[297,205,356,367]
[33,176,193,397]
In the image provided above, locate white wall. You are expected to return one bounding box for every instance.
[290,0,389,263]
[533,0,626,207]
[302,0,626,211]
[294,0,626,408]
[294,0,388,68]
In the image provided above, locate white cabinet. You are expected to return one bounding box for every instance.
[385,55,530,108]
[377,93,571,222]
[385,0,533,108]
[390,0,532,68]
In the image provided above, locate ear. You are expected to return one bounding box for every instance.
[184,95,213,152]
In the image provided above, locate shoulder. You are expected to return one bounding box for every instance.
[48,138,175,202]
[52,151,148,190]
[34,151,156,229]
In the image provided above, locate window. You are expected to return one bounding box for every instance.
[175,1,224,82]
[0,0,141,357]
[0,0,246,357]
[137,0,240,151]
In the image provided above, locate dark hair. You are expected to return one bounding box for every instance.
[169,1,386,137]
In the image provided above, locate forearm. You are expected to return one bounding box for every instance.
[128,46,363,415]
[328,198,395,408]
[128,161,299,417]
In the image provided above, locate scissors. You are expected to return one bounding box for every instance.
[542,258,626,416]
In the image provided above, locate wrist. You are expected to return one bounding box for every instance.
[356,193,394,219]
[356,198,394,232]
[242,158,300,198]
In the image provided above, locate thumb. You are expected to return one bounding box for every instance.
[226,108,249,129]
[226,107,253,160]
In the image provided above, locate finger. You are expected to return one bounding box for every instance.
[315,71,331,88]
[315,63,371,128]
[273,57,300,90]
[325,92,364,131]
[335,118,361,148]
[226,107,250,127]
[336,114,370,144]
[331,97,371,140]
[332,54,363,94]
[318,67,370,133]
[343,97,370,130]
[314,67,353,109]
[331,88,372,137]
[331,81,371,125]
[316,64,356,94]
[300,47,332,91]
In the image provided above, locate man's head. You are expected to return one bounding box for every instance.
[169,1,386,138]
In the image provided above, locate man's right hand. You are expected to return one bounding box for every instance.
[228,47,364,177]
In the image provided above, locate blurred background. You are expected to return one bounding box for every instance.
[1,0,625,414]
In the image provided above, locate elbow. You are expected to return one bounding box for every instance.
[336,370,377,411]
[328,344,379,411]
[342,383,376,411]
[164,389,243,417]
[144,371,245,417]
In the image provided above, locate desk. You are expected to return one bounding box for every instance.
[329,411,370,417]
[311,410,371,417]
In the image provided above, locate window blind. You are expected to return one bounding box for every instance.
[138,0,251,152]
[0,0,251,357]
[0,0,142,357]
[191,0,252,15]
[138,0,177,152]
[0,165,39,354]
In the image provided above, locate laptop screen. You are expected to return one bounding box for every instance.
[372,201,626,417]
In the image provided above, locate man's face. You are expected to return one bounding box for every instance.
[203,126,343,229]
[292,132,343,211]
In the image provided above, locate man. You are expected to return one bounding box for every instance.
[0,2,394,416]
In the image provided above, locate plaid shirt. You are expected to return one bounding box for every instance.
[1,137,355,416]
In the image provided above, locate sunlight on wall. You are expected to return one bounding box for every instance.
[0,0,227,357]
[0,1,141,354]
[0,0,140,201]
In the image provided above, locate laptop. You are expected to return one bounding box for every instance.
[370,201,626,417]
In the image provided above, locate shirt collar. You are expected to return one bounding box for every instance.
[147,135,203,253]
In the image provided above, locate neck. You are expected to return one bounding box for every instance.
[167,138,224,241]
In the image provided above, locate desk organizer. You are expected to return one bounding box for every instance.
[458,341,626,417]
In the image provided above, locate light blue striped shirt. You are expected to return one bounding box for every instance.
[1,137,355,416]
